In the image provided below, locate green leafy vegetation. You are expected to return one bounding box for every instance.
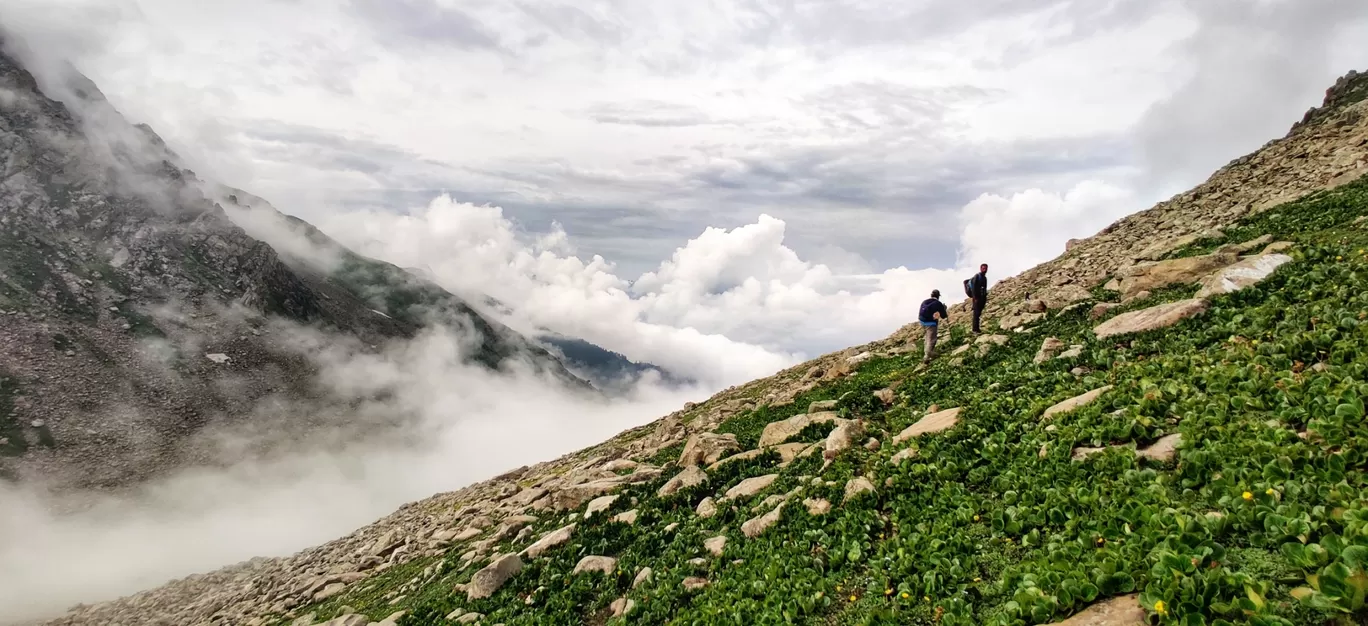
[272,177,1368,626]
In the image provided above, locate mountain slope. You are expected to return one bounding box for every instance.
[34,70,1368,626]
[0,41,592,490]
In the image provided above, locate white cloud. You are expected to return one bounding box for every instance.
[309,181,1121,378]
[958,181,1142,278]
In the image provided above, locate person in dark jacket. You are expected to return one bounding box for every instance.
[968,263,989,334]
[918,289,949,364]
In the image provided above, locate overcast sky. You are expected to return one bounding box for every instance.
[4,0,1368,382]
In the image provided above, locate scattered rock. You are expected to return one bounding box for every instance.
[658,466,709,498]
[679,432,742,467]
[873,388,895,405]
[603,459,638,472]
[809,399,838,412]
[205,353,231,364]
[1218,234,1272,255]
[521,524,575,559]
[774,442,819,464]
[612,510,639,525]
[633,567,653,588]
[585,495,619,518]
[888,448,918,465]
[683,577,710,591]
[724,474,779,500]
[1090,302,1121,320]
[610,596,636,617]
[1194,253,1292,299]
[892,407,961,443]
[844,476,876,502]
[1043,386,1114,420]
[999,311,1044,330]
[1137,433,1183,463]
[696,497,718,518]
[1057,345,1084,360]
[1093,298,1210,338]
[742,502,785,538]
[823,420,866,460]
[1071,446,1108,462]
[704,535,727,557]
[322,616,367,626]
[803,498,832,515]
[553,478,627,511]
[864,437,881,451]
[313,582,347,602]
[455,613,482,624]
[1034,337,1065,363]
[1261,241,1294,254]
[573,555,617,575]
[846,351,873,366]
[1046,593,1145,625]
[467,554,523,600]
[758,412,844,447]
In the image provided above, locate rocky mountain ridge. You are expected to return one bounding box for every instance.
[0,40,594,490]
[29,69,1368,626]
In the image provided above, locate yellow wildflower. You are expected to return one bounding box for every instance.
[1242,491,1253,500]
[1266,488,1275,495]
[1155,600,1168,616]
[884,589,893,596]
[850,595,858,602]
[974,577,982,582]
[901,592,910,599]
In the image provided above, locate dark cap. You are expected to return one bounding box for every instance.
[931,289,940,298]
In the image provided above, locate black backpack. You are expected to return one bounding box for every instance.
[963,276,974,297]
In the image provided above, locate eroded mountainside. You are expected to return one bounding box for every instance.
[0,43,591,490]
[35,71,1368,626]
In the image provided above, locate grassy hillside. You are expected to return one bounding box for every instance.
[263,177,1368,626]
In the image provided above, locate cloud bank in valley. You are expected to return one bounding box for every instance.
[307,178,1144,380]
[0,320,706,624]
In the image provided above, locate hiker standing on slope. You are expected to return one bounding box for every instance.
[965,263,989,334]
[918,289,949,364]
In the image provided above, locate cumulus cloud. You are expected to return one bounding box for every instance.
[958,180,1141,277]
[305,179,1119,374]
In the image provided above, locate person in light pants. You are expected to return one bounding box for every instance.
[918,289,949,364]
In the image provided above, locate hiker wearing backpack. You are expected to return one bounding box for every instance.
[963,263,989,334]
[918,289,949,364]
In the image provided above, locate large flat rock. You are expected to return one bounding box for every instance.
[1093,298,1209,339]
[892,407,961,443]
[758,412,845,447]
[1043,386,1113,420]
[1195,253,1292,299]
[1115,252,1236,299]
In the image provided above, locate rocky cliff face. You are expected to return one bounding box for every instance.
[31,68,1368,626]
[0,44,591,490]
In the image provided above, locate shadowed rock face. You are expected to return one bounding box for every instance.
[0,45,591,490]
